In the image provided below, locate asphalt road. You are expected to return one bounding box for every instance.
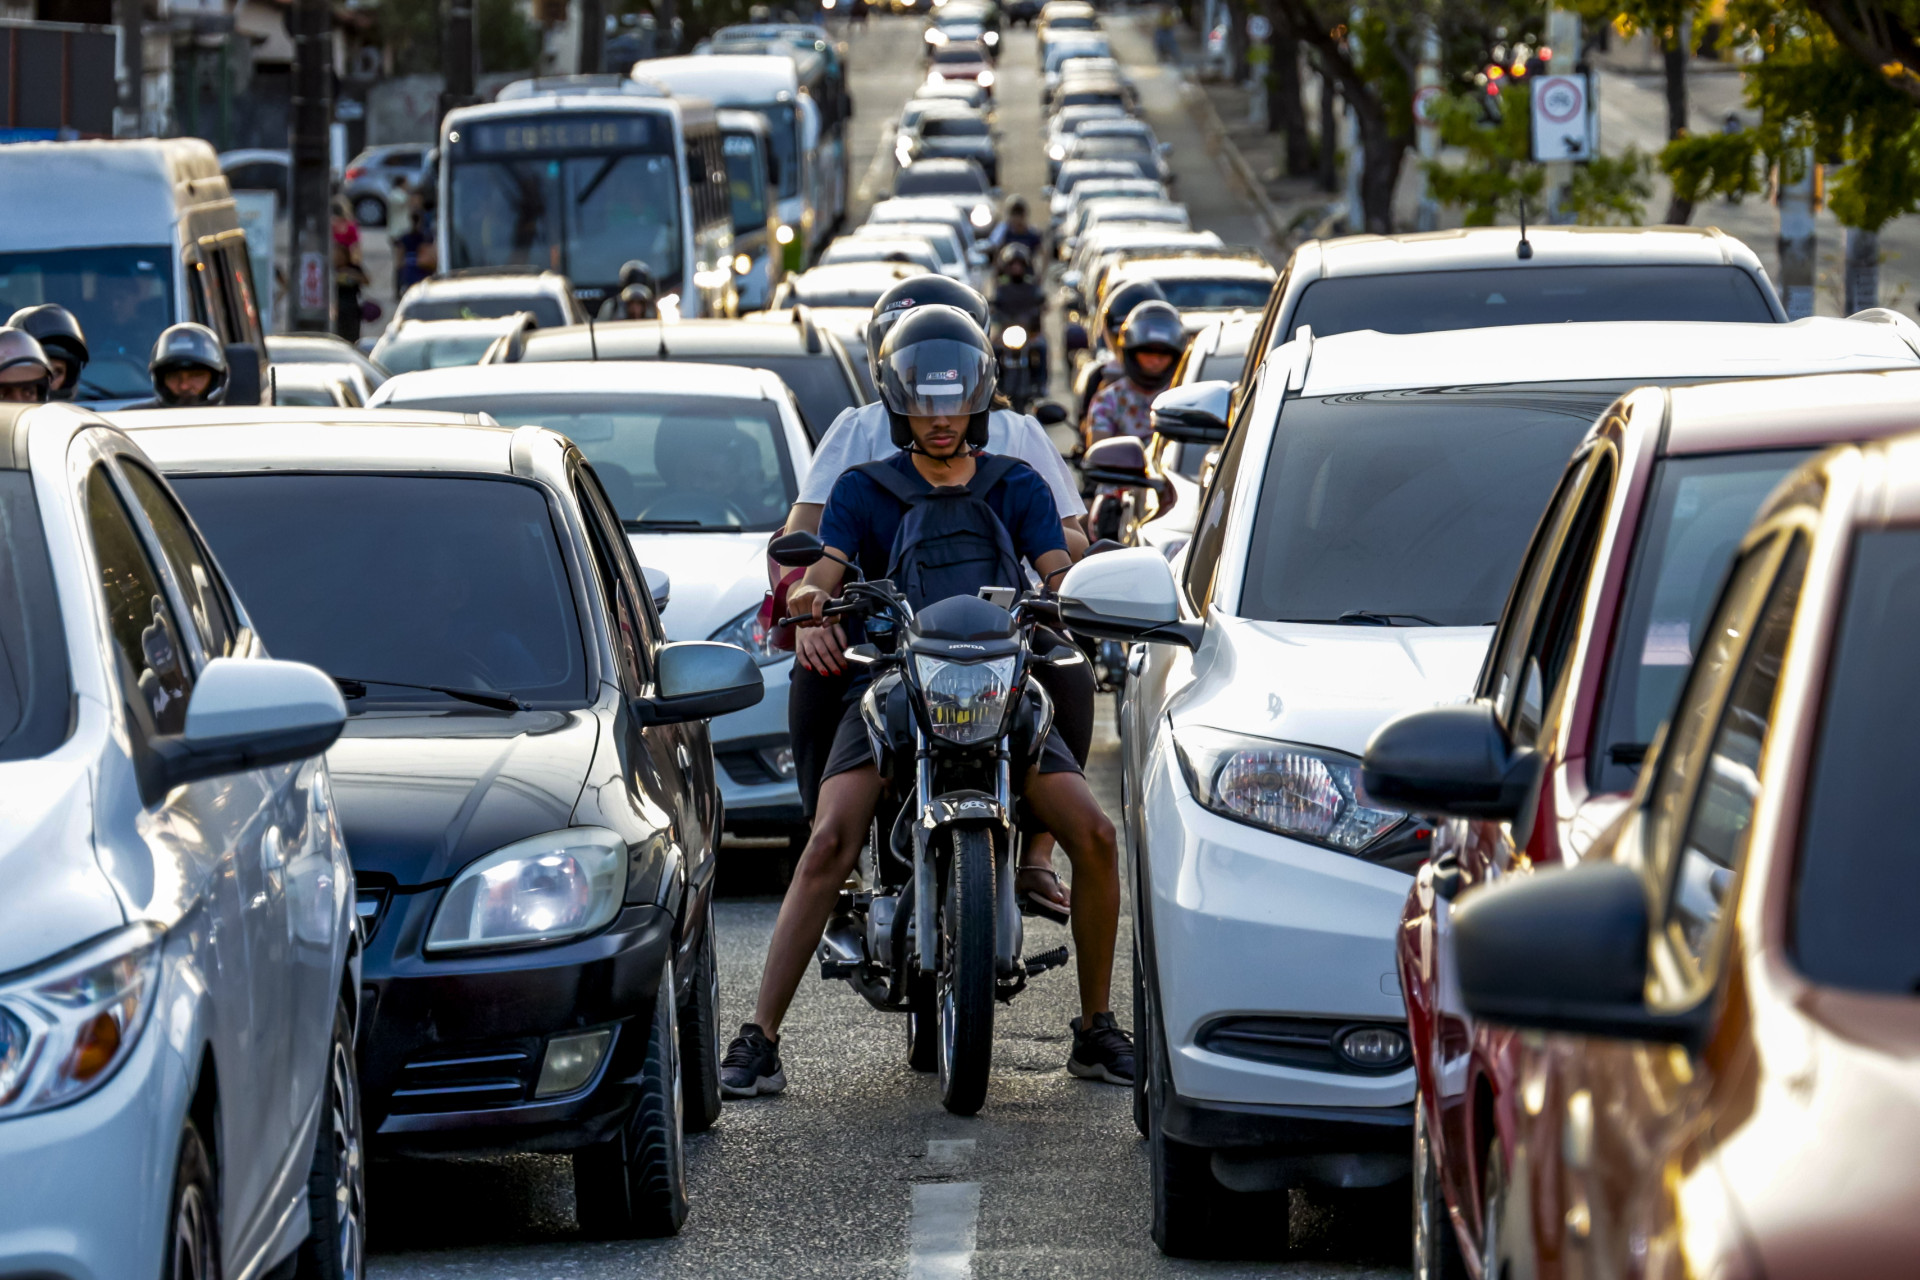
[365,17,1406,1279]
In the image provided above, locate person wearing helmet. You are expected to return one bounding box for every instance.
[1072,275,1168,432]
[6,304,88,400]
[990,242,1047,408]
[131,323,229,409]
[720,305,1134,1100]
[987,195,1042,256]
[0,328,55,404]
[1087,299,1184,444]
[618,282,659,320]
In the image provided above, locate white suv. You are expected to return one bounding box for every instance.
[0,403,361,1279]
[1100,317,1920,1257]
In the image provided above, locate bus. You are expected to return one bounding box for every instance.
[708,24,854,240]
[439,77,736,319]
[718,110,781,310]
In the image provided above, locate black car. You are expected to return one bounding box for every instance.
[906,110,1000,186]
[122,409,765,1239]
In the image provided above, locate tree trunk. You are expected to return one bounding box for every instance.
[1268,11,1312,174]
[1353,95,1406,233]
[1660,32,1693,223]
[1777,149,1818,319]
[1316,51,1338,192]
[1224,0,1248,80]
[1845,226,1880,311]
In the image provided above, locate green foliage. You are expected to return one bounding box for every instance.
[377,0,442,76]
[1565,148,1656,223]
[1423,87,1545,225]
[1658,129,1766,207]
[478,0,542,72]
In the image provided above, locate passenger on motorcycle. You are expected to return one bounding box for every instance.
[1072,276,1168,438]
[987,195,1043,256]
[6,304,88,401]
[722,306,1133,1099]
[1087,300,1184,443]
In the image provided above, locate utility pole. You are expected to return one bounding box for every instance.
[1777,148,1817,319]
[1844,226,1878,312]
[1542,6,1582,222]
[1413,24,1439,230]
[114,0,142,136]
[578,0,605,75]
[442,0,477,122]
[289,0,334,333]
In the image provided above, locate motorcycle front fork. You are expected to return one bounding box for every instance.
[910,747,1022,979]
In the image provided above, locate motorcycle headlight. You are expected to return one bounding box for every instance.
[428,828,626,953]
[970,204,994,228]
[0,923,164,1117]
[1003,324,1027,350]
[915,655,1017,745]
[1173,727,1404,854]
[978,69,996,87]
[733,253,753,275]
[711,604,789,667]
[983,30,998,45]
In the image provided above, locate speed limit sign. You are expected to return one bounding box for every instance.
[1530,74,1592,161]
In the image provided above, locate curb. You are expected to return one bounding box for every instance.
[1179,71,1290,257]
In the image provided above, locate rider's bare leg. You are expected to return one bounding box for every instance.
[1020,769,1119,1021]
[751,764,884,1037]
[1018,832,1072,911]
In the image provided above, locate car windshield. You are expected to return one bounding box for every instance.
[1591,449,1812,791]
[1285,265,1777,341]
[1239,388,1626,627]
[400,294,566,327]
[787,274,906,308]
[933,46,981,63]
[449,152,682,290]
[172,475,588,706]
[823,241,935,269]
[372,327,507,374]
[0,472,71,762]
[871,226,959,265]
[394,392,797,530]
[922,116,990,138]
[1158,277,1273,310]
[895,167,988,197]
[1793,527,1920,996]
[723,133,770,233]
[1057,164,1135,193]
[0,246,177,400]
[1077,136,1151,158]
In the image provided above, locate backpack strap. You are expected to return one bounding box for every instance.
[965,453,1023,496]
[852,457,928,506]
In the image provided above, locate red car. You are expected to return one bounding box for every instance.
[928,41,995,93]
[1365,353,1920,1278]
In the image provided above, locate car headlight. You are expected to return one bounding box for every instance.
[733,253,753,275]
[1048,143,1066,161]
[1173,727,1404,854]
[983,30,999,45]
[915,655,1017,745]
[1002,324,1027,349]
[978,68,996,87]
[970,204,993,228]
[0,923,164,1117]
[711,603,789,666]
[427,828,626,953]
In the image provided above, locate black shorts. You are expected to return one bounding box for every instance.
[820,697,1083,784]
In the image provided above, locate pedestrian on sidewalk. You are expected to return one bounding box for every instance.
[1154,4,1179,63]
[331,197,371,343]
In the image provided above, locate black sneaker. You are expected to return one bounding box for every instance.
[719,1023,786,1098]
[1067,1012,1135,1085]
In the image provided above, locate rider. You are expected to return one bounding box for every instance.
[990,242,1044,335]
[987,195,1043,257]
[1072,276,1168,435]
[1086,299,1184,445]
[720,305,1134,1099]
[0,328,55,404]
[6,304,88,400]
[617,282,659,320]
[130,323,229,409]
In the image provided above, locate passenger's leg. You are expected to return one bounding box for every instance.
[789,663,855,821]
[1020,768,1118,1021]
[1023,647,1098,913]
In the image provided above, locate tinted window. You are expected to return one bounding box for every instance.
[0,247,176,400]
[88,467,193,736]
[1159,278,1273,311]
[1239,389,1619,627]
[400,295,566,328]
[172,475,587,706]
[1792,528,1920,994]
[1592,450,1810,791]
[895,166,989,197]
[1057,164,1136,193]
[723,134,769,233]
[388,393,796,530]
[371,327,506,373]
[120,462,239,660]
[922,116,990,138]
[933,46,983,63]
[0,472,71,761]
[1286,266,1776,342]
[1200,348,1247,382]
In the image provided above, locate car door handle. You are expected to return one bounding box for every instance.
[676,743,692,771]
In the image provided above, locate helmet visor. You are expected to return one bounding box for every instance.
[880,338,996,418]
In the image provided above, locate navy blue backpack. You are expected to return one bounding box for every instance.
[854,455,1028,611]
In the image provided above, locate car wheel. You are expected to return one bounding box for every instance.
[1146,992,1256,1259]
[1481,1140,1510,1280]
[679,899,724,1133]
[296,996,367,1280]
[573,959,689,1238]
[166,1120,220,1280]
[1413,1094,1469,1280]
[353,195,386,227]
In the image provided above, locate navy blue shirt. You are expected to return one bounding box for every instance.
[819,449,1067,584]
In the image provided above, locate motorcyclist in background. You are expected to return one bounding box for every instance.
[1086,300,1185,446]
[0,329,55,403]
[1072,276,1168,440]
[128,323,228,409]
[987,195,1043,257]
[6,304,87,400]
[991,242,1044,333]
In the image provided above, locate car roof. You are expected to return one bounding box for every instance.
[855,220,959,240]
[519,318,832,362]
[1079,117,1149,133]
[113,416,541,477]
[794,261,922,284]
[903,157,984,173]
[111,407,486,432]
[1661,368,1920,456]
[1295,318,1918,398]
[405,271,566,297]
[373,359,781,402]
[1301,224,1764,277]
[869,198,968,221]
[382,315,533,337]
[1110,255,1276,283]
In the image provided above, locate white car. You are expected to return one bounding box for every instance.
[820,234,944,277]
[850,219,971,284]
[0,402,360,1279]
[370,361,814,837]
[1111,317,1920,1257]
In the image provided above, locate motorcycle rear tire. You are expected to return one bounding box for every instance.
[937,827,996,1116]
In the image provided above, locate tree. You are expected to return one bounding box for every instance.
[1572,0,1710,220]
[1424,82,1655,224]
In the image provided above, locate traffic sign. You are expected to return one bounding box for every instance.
[1530,73,1592,161]
[1246,14,1270,40]
[298,251,328,313]
[1413,84,1442,128]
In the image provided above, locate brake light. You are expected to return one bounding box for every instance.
[344,166,365,181]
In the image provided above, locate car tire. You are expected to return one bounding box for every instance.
[353,195,387,227]
[166,1120,220,1280]
[679,900,724,1134]
[1145,987,1261,1259]
[1414,1093,1469,1280]
[295,996,367,1280]
[1130,947,1148,1138]
[573,959,689,1238]
[1481,1139,1510,1280]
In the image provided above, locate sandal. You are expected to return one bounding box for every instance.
[1016,865,1072,925]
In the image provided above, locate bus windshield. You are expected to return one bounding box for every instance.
[747,102,799,200]
[723,133,769,234]
[449,114,683,292]
[0,246,175,401]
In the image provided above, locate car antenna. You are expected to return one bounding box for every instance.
[1517,198,1534,260]
[656,317,670,358]
[586,310,598,361]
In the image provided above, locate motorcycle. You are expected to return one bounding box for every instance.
[992,314,1049,413]
[1078,435,1179,701]
[769,531,1077,1116]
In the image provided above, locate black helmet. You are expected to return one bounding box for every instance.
[1004,195,1029,219]
[876,304,996,449]
[0,328,54,403]
[618,260,658,292]
[996,241,1033,275]
[149,323,229,406]
[866,273,990,386]
[6,304,87,400]
[1118,300,1184,394]
[1100,277,1168,342]
[618,282,657,317]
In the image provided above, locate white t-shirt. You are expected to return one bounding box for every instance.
[798,403,1086,517]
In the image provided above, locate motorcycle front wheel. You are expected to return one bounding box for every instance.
[937,826,997,1115]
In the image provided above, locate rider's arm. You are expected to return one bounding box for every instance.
[787,552,848,622]
[1061,520,1088,560]
[1035,547,1074,587]
[783,502,825,537]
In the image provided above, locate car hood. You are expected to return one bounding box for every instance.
[325,708,598,886]
[627,530,769,642]
[0,755,125,974]
[1171,616,1492,757]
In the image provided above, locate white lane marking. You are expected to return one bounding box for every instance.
[926,1138,976,1166]
[908,1181,982,1280]
[856,122,898,204]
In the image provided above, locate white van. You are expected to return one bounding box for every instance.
[0,139,267,406]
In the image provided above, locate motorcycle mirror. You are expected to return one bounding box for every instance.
[1032,400,1068,425]
[768,530,826,567]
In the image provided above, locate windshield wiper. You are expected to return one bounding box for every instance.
[625,518,710,530]
[1336,610,1442,627]
[333,676,526,712]
[1607,742,1650,766]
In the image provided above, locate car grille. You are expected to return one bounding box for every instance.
[388,1040,543,1112]
[1196,1016,1411,1076]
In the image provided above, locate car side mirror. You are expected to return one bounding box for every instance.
[1150,380,1231,445]
[643,565,670,614]
[1454,860,1697,1043]
[149,658,346,797]
[768,530,826,567]
[1032,400,1068,426]
[1361,702,1544,821]
[1057,546,1200,648]
[224,343,263,406]
[638,641,765,725]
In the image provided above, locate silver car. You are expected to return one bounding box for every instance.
[0,403,362,1280]
[343,143,432,226]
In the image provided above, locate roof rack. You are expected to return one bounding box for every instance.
[792,303,822,353]
[496,74,666,100]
